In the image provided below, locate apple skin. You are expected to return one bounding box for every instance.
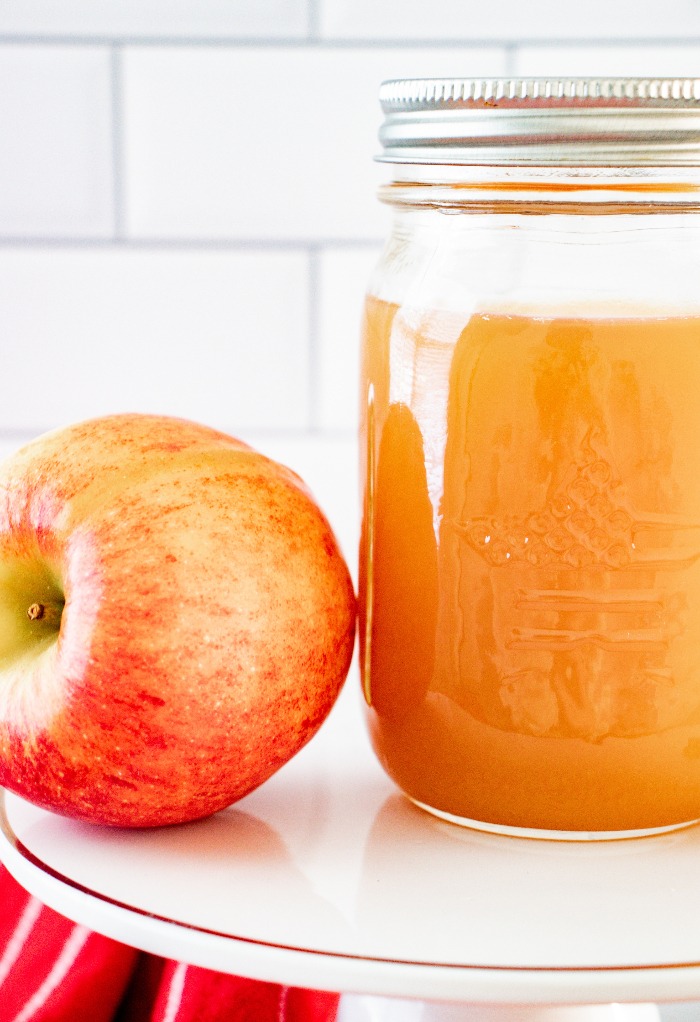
[0,414,356,827]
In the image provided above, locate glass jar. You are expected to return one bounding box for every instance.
[359,77,700,839]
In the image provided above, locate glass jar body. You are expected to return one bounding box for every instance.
[359,173,700,837]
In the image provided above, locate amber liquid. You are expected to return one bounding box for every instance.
[360,297,700,834]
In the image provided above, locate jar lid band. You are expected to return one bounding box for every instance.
[378,78,700,165]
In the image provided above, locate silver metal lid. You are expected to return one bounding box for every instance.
[378,78,700,165]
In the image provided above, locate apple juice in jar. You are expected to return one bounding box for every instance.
[359,77,700,838]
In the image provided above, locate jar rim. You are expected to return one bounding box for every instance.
[378,78,700,166]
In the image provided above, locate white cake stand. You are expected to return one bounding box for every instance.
[1,682,698,1022]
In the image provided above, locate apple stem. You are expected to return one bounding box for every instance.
[27,601,62,628]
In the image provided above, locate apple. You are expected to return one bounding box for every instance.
[0,414,356,827]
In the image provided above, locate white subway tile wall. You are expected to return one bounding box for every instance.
[513,45,700,77]
[0,247,310,432]
[0,46,114,236]
[0,18,699,1015]
[121,45,504,241]
[0,1,310,39]
[317,246,381,432]
[320,1,700,41]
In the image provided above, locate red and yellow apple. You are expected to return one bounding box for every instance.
[0,414,356,827]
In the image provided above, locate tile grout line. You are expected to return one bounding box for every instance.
[110,43,125,240]
[307,0,321,40]
[0,237,383,250]
[307,244,321,434]
[0,34,686,47]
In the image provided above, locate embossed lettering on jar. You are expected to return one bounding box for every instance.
[360,77,700,838]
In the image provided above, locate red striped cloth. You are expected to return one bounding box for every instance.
[0,865,340,1022]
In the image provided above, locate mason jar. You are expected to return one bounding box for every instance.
[359,77,700,839]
